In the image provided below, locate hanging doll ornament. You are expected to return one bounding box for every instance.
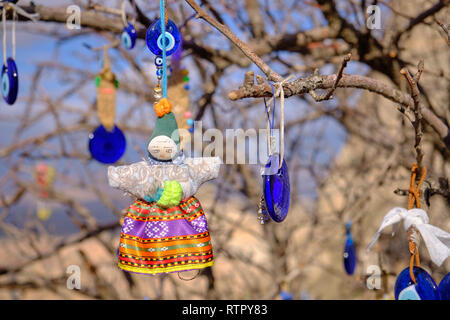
[343,220,357,275]
[258,83,290,223]
[367,164,450,300]
[34,162,55,221]
[89,47,126,164]
[108,3,221,275]
[120,1,136,50]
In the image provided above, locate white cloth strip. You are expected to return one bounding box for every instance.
[367,207,450,266]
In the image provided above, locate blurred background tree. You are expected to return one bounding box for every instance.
[0,0,448,299]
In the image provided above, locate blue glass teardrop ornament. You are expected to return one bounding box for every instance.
[394,267,440,300]
[280,290,293,300]
[2,58,19,105]
[439,273,450,300]
[121,23,137,50]
[146,19,180,56]
[88,125,126,164]
[343,221,356,275]
[263,154,290,223]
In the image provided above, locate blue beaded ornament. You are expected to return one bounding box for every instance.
[263,154,290,223]
[2,58,19,105]
[89,125,126,164]
[439,273,450,300]
[121,23,137,50]
[146,19,180,56]
[394,266,440,300]
[343,220,356,275]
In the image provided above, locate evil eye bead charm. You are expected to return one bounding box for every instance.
[121,23,137,50]
[2,58,19,105]
[262,154,290,223]
[88,125,126,164]
[146,19,180,56]
[343,221,356,275]
[439,273,450,300]
[394,267,440,300]
[154,56,163,67]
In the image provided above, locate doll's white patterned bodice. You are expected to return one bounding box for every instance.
[108,157,221,199]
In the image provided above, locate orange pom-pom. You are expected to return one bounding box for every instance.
[154,98,172,117]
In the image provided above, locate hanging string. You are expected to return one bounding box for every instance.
[268,75,294,169]
[2,6,6,66]
[120,1,127,26]
[263,83,276,157]
[406,163,427,284]
[177,269,200,281]
[160,0,168,98]
[0,2,39,65]
[12,9,15,60]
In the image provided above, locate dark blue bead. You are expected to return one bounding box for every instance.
[188,127,194,133]
[394,267,440,300]
[2,58,19,105]
[343,236,356,275]
[263,154,290,223]
[280,290,293,300]
[439,273,450,300]
[121,23,137,50]
[146,19,180,56]
[89,125,126,164]
[184,84,189,90]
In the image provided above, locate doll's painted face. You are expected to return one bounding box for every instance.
[148,135,178,160]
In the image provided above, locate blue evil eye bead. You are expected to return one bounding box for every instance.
[146,19,180,56]
[394,267,440,300]
[439,273,450,300]
[343,231,356,275]
[154,56,163,67]
[2,58,19,105]
[88,125,126,164]
[156,69,163,77]
[121,23,137,50]
[263,154,290,223]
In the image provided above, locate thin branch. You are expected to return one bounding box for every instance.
[309,53,352,101]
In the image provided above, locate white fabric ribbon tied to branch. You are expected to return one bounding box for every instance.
[0,2,40,22]
[367,207,450,266]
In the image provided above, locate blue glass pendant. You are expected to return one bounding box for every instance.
[280,290,293,300]
[88,125,126,164]
[394,267,440,300]
[121,23,137,50]
[343,221,356,275]
[146,19,181,56]
[263,154,290,223]
[2,58,19,105]
[439,273,450,300]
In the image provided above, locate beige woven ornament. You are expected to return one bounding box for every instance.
[96,48,117,132]
[168,65,191,150]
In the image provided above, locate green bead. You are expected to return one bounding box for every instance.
[95,76,101,87]
[114,79,119,88]
[183,76,189,82]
